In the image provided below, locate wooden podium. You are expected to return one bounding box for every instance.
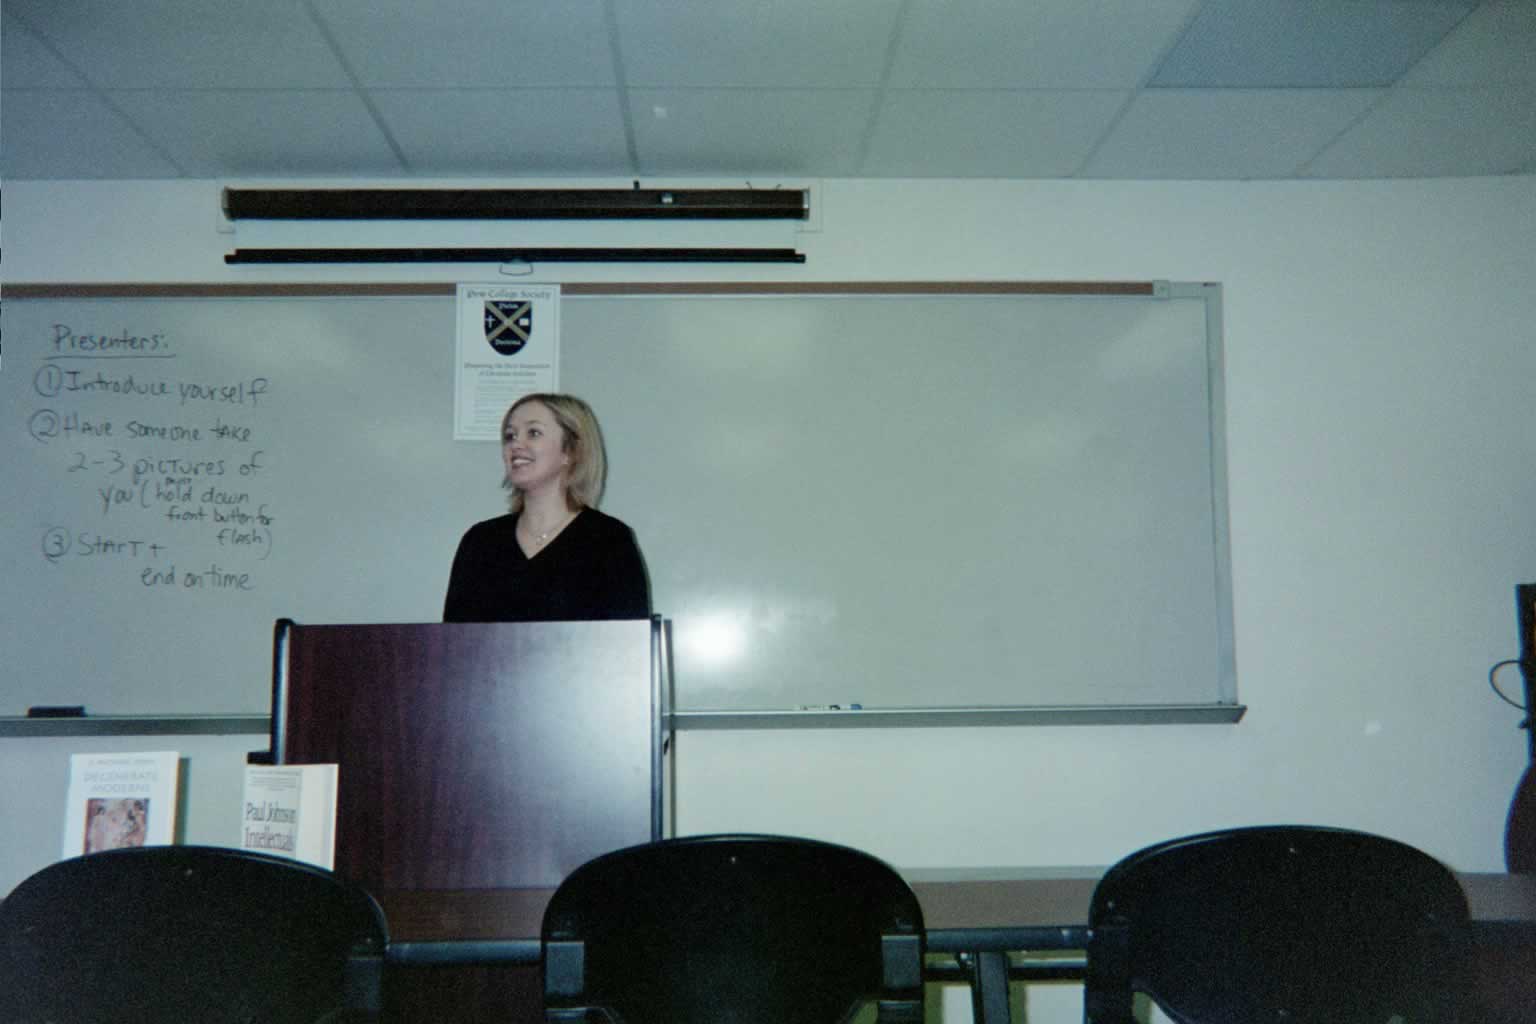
[266,617,670,1024]
[268,617,669,891]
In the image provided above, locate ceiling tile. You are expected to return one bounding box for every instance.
[615,0,902,88]
[0,89,181,179]
[1305,84,1536,178]
[1401,0,1536,86]
[890,0,1200,89]
[370,89,632,174]
[865,90,1129,178]
[311,0,615,88]
[1150,0,1477,88]
[1,21,87,89]
[107,90,403,177]
[631,88,874,176]
[1084,88,1383,179]
[1,0,1531,181]
[4,0,351,89]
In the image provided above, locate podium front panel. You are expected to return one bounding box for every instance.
[276,620,658,890]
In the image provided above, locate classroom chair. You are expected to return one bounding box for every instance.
[541,834,925,1024]
[0,844,388,1024]
[1083,825,1471,1024]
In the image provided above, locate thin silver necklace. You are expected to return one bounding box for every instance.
[526,509,575,547]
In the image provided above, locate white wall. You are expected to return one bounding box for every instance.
[5,175,1534,897]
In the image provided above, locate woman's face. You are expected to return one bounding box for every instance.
[502,401,570,497]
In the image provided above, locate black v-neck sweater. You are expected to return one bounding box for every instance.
[443,507,651,622]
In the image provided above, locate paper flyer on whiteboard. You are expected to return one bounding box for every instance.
[454,283,560,440]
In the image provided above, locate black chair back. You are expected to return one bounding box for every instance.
[542,834,925,1024]
[1085,825,1471,1024]
[0,844,387,1024]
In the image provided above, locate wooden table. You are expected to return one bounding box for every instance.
[379,872,1536,1024]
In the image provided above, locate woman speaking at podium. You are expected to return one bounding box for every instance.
[443,393,651,622]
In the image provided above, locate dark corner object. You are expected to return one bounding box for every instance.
[221,187,809,221]
[224,247,806,265]
[1508,582,1536,872]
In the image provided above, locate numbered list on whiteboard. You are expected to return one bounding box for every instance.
[25,323,275,594]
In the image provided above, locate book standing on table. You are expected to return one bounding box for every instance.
[61,751,180,857]
[241,764,339,870]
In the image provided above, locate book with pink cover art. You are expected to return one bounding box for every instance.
[61,751,181,857]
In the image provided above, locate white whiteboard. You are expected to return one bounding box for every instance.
[0,284,1232,716]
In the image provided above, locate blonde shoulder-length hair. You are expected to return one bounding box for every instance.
[502,393,607,514]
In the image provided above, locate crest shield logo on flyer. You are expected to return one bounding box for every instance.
[484,300,533,355]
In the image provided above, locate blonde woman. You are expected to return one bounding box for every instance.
[444,393,650,622]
